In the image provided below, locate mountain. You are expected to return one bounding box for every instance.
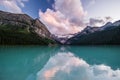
[66,20,120,45]
[51,34,74,44]
[100,22,113,30]
[0,10,55,45]
[77,26,100,35]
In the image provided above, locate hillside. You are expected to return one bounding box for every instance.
[66,21,120,45]
[0,10,55,45]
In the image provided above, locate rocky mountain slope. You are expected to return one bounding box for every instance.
[66,20,120,45]
[0,10,55,45]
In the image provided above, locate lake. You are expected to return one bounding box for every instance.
[0,46,120,80]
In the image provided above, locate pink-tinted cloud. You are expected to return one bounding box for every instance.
[39,0,87,35]
[44,67,59,80]
[37,52,120,80]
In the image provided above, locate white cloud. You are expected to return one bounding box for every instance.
[0,0,28,13]
[37,52,120,80]
[39,0,87,35]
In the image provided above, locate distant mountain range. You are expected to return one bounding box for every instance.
[66,20,120,45]
[0,10,55,45]
[0,10,120,45]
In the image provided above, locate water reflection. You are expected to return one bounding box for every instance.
[68,46,120,69]
[0,46,57,80]
[37,48,120,80]
[0,46,120,80]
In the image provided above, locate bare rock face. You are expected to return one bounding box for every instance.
[0,10,54,45]
[33,19,51,38]
[0,11,32,26]
[0,10,51,38]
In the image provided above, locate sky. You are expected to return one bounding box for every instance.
[0,0,120,35]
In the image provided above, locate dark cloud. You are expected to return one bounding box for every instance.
[89,18,105,27]
[105,16,113,21]
[88,17,112,27]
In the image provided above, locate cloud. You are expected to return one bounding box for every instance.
[0,0,28,13]
[88,17,113,27]
[39,0,87,35]
[83,0,97,8]
[37,52,120,80]
[105,16,113,22]
[88,0,96,6]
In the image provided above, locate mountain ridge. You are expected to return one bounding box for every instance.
[0,10,55,45]
[66,20,120,45]
[0,10,120,45]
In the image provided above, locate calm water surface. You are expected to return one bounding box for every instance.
[0,46,120,80]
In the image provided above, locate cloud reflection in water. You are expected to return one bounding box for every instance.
[37,52,120,80]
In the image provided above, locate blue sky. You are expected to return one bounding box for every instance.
[0,0,54,18]
[22,0,54,18]
[0,0,120,35]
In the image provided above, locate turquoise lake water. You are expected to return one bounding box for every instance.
[0,46,120,80]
